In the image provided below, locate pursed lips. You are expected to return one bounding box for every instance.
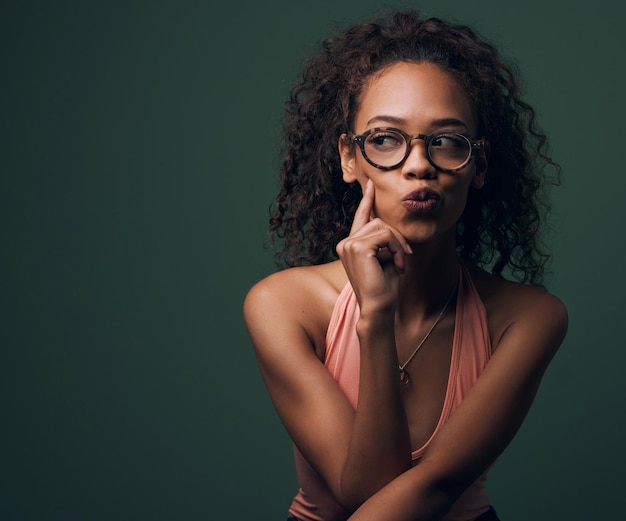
[402,187,442,213]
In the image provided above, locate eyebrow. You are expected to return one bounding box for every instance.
[365,115,470,130]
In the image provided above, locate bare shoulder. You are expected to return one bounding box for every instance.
[244,260,347,317]
[243,261,348,357]
[467,264,568,357]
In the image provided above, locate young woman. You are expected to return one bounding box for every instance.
[244,11,567,521]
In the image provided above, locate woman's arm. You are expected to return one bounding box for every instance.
[244,265,410,512]
[335,179,416,507]
[245,184,417,511]
[347,289,568,521]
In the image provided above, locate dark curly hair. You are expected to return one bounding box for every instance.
[269,10,560,286]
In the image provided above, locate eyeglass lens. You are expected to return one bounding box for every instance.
[364,130,471,170]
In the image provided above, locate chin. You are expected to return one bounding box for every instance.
[402,223,456,247]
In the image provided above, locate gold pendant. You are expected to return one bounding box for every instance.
[399,368,410,385]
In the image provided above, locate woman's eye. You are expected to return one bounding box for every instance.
[368,133,403,150]
[431,134,465,149]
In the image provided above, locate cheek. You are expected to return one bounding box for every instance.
[439,175,474,212]
[368,179,399,216]
[449,183,475,216]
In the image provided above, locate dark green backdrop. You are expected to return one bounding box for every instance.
[1,1,623,519]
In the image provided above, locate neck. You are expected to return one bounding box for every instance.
[396,240,460,322]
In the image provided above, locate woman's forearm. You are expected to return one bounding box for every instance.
[339,312,413,510]
[347,462,454,521]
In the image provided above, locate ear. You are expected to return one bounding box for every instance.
[338,134,358,183]
[471,141,489,189]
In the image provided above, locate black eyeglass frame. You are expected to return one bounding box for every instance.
[351,127,487,173]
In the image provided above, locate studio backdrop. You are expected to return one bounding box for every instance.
[1,1,623,519]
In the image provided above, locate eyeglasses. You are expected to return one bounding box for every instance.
[352,127,486,172]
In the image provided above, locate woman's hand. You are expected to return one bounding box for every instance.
[335,179,414,506]
[336,179,413,316]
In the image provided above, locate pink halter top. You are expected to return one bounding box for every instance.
[289,263,493,521]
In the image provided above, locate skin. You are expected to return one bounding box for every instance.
[243,62,568,521]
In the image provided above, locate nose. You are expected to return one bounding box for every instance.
[401,135,436,179]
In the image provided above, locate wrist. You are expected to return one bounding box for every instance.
[356,311,395,340]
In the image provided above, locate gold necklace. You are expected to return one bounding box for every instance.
[398,280,458,386]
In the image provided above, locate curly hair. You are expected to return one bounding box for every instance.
[269,10,560,286]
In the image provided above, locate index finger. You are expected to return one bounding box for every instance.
[349,179,374,235]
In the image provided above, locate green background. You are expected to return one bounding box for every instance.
[1,0,623,519]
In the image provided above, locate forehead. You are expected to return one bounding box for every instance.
[355,61,475,133]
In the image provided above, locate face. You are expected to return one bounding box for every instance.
[339,61,487,245]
